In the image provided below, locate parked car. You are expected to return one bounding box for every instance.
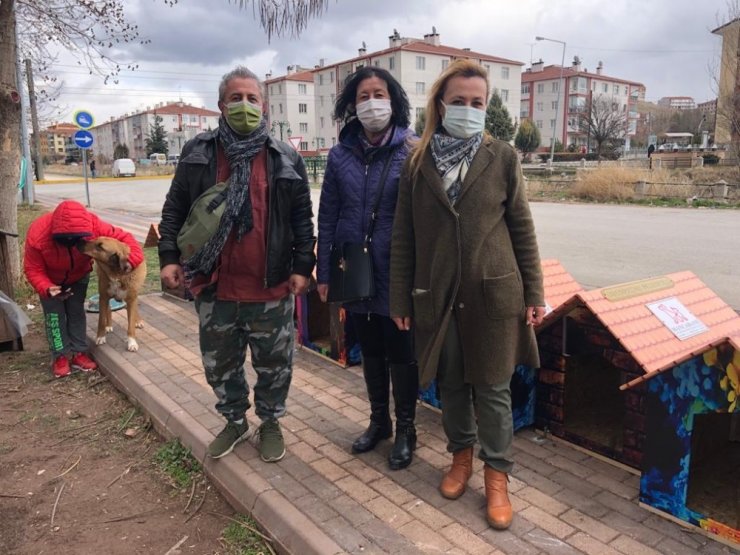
[167,154,180,166]
[112,158,136,177]
[149,153,167,166]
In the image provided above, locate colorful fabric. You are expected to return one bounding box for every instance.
[430,131,483,205]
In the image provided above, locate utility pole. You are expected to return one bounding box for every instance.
[25,58,44,181]
[14,8,33,205]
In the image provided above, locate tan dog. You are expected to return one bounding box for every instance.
[79,237,146,352]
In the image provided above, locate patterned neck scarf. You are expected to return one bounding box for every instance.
[430,131,483,205]
[186,116,269,275]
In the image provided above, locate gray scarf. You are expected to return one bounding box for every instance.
[430,131,483,205]
[187,116,269,275]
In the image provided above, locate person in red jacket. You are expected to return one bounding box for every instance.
[24,200,144,378]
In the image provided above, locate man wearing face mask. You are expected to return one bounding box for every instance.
[158,66,315,463]
[24,200,144,378]
[390,60,545,529]
[317,67,419,470]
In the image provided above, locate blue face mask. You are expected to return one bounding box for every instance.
[442,104,486,139]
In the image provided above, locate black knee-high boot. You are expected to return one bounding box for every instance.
[352,357,392,454]
[388,362,419,469]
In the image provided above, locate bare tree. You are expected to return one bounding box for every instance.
[0,0,333,288]
[578,95,629,158]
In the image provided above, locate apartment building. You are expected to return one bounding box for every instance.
[303,29,523,150]
[657,96,696,110]
[697,99,717,133]
[39,122,78,161]
[265,66,316,151]
[521,57,645,151]
[90,101,220,161]
[712,17,740,145]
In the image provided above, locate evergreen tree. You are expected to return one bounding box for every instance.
[485,91,515,141]
[113,144,130,160]
[515,119,541,161]
[414,109,426,136]
[145,114,169,156]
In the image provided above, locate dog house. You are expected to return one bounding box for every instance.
[536,271,740,472]
[623,336,740,546]
[419,259,584,429]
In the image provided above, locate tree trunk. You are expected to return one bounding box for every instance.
[0,0,21,290]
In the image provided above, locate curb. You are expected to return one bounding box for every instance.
[91,340,345,555]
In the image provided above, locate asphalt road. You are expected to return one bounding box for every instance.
[34,176,740,309]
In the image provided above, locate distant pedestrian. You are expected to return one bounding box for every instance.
[647,144,655,158]
[89,159,97,178]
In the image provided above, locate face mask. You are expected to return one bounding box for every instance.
[356,98,392,132]
[225,100,262,134]
[442,104,486,139]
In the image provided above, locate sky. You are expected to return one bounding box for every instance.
[40,0,733,125]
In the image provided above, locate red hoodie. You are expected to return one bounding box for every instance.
[24,200,144,297]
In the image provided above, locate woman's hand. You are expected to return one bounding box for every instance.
[317,284,328,303]
[392,316,412,331]
[526,306,546,326]
[289,274,310,296]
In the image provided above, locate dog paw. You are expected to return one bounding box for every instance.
[105,326,113,333]
[127,337,139,352]
[96,336,107,345]
[135,321,144,329]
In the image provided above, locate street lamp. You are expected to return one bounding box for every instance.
[270,120,291,141]
[535,36,566,168]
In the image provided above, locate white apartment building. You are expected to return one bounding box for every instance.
[90,101,220,161]
[521,58,645,151]
[268,29,523,152]
[265,67,316,151]
[657,96,696,110]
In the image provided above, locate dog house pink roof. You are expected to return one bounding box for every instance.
[541,259,584,311]
[539,271,740,390]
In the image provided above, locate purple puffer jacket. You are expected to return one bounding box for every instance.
[317,121,413,316]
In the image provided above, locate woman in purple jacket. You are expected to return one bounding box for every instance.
[317,67,418,469]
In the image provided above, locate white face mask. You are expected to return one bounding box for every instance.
[442,104,486,139]
[356,98,393,132]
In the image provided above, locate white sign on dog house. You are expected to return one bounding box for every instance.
[646,297,709,341]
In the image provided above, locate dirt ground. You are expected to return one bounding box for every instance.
[0,330,270,555]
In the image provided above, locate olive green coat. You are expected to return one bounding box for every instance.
[389,137,544,388]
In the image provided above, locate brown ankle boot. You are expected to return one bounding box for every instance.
[484,466,512,529]
[439,447,473,499]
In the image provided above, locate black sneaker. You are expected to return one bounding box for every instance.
[208,420,249,458]
[258,419,285,462]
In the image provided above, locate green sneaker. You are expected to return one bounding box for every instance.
[258,419,285,462]
[208,420,249,459]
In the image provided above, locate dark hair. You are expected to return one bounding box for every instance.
[333,67,410,129]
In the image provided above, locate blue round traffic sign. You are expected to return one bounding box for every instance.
[74,129,94,149]
[73,110,95,129]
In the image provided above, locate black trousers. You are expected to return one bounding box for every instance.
[349,312,414,364]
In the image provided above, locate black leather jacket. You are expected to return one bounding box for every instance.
[158,130,316,286]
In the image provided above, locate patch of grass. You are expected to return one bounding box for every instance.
[154,439,202,489]
[220,514,273,555]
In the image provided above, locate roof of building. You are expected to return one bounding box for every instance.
[659,96,694,100]
[538,271,740,390]
[522,65,644,88]
[145,103,219,116]
[265,70,315,84]
[45,123,78,136]
[541,259,584,312]
[316,39,524,71]
[712,16,740,34]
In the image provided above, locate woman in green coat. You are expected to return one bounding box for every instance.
[389,59,545,531]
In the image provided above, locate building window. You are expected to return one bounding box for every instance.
[536,120,543,129]
[278,84,282,94]
[536,102,543,112]
[320,138,326,147]
[521,84,530,94]
[537,83,544,93]
[501,66,510,79]
[279,103,283,114]
[319,74,324,85]
[416,107,424,119]
[550,119,556,128]
[299,84,307,95]
[332,137,337,146]
[520,107,529,118]
[320,116,325,128]
[320,96,324,107]
[613,84,619,95]
[500,89,509,102]
[271,105,274,116]
[270,85,275,94]
[416,82,425,94]
[551,101,558,110]
[389,56,395,70]
[330,93,336,103]
[298,103,307,113]
[551,82,559,92]
[300,141,308,150]
[299,122,308,133]
[442,59,449,70]
[330,72,334,83]
[602,83,608,93]
[415,56,425,70]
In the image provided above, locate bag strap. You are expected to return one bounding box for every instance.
[364,147,398,244]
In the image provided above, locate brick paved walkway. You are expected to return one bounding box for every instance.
[89,294,734,555]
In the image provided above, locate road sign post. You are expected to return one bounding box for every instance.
[73,128,94,207]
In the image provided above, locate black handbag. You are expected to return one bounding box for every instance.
[327,151,396,303]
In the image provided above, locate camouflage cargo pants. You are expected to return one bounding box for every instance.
[195,287,294,422]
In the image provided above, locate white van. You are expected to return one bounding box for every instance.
[112,158,136,177]
[149,153,167,166]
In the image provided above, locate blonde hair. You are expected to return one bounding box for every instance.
[409,59,489,175]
